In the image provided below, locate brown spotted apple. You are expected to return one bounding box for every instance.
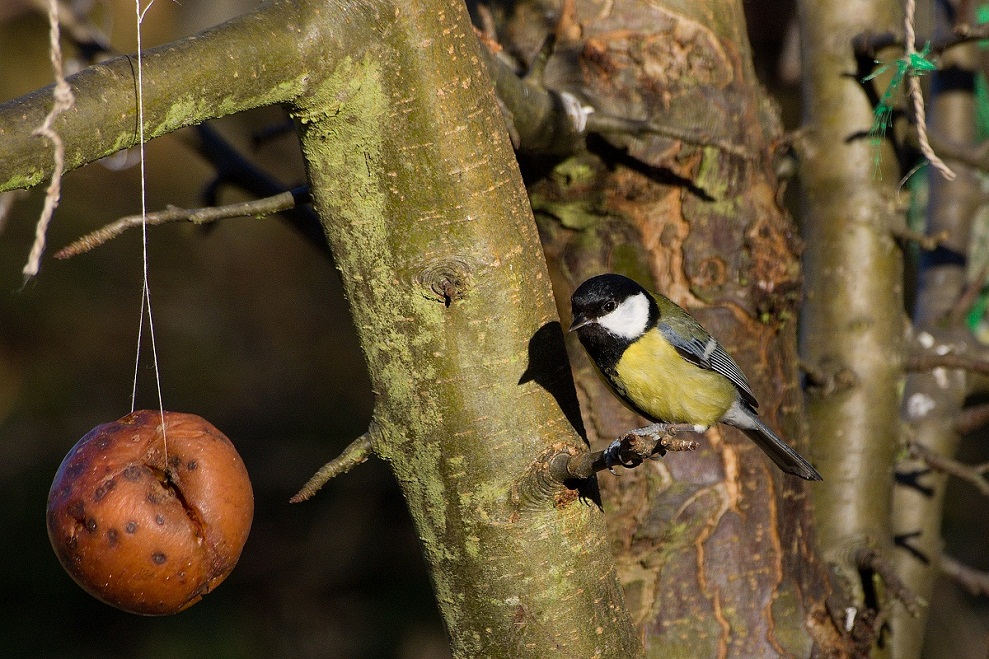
[46,410,253,615]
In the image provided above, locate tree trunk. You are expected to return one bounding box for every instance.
[292,2,641,656]
[493,0,833,654]
[798,0,905,654]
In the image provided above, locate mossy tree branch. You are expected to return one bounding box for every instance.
[291,3,638,655]
[0,0,313,193]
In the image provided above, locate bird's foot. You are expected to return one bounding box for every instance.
[602,438,638,473]
[602,424,701,474]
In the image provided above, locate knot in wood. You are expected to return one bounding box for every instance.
[416,257,472,307]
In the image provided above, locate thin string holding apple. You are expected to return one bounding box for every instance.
[131,0,169,463]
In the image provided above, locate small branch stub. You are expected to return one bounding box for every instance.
[415,257,472,307]
[290,432,375,503]
[801,358,858,397]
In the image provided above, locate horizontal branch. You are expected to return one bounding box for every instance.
[890,226,949,251]
[906,352,989,376]
[481,34,753,161]
[0,0,318,193]
[852,24,989,58]
[910,440,989,496]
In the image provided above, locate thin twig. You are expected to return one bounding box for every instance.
[906,353,989,377]
[890,226,950,250]
[23,0,75,280]
[940,553,989,597]
[910,440,989,496]
[473,4,499,48]
[54,188,306,258]
[550,424,699,481]
[290,433,375,503]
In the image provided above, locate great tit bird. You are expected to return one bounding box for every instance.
[569,273,822,481]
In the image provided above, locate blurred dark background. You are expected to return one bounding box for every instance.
[2,1,988,657]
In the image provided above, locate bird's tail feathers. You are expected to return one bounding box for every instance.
[725,402,823,481]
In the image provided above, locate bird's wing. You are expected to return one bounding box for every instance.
[657,320,759,408]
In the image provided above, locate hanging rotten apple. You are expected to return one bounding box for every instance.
[46,410,254,615]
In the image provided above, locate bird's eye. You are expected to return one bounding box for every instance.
[603,300,617,313]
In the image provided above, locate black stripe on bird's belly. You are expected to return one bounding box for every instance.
[574,325,649,415]
[575,323,632,373]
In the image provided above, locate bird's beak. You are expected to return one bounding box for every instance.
[569,314,592,332]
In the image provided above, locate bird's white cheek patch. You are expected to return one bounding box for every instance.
[598,292,650,339]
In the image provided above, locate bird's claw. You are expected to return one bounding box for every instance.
[603,438,638,473]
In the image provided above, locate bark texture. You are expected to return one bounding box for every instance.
[492,0,831,655]
[292,3,640,655]
[798,0,904,654]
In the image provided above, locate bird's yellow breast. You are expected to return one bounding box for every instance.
[613,329,737,426]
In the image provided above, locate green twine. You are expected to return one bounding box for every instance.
[865,43,937,174]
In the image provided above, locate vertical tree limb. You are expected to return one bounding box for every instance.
[291,1,639,655]
[893,23,981,659]
[798,0,905,651]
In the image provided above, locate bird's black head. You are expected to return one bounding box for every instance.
[569,274,658,344]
